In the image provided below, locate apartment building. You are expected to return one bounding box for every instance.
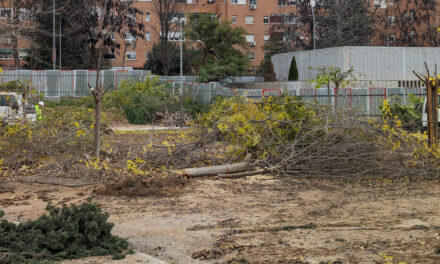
[0,0,439,71]
[110,0,300,71]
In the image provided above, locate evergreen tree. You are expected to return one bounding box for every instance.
[187,14,249,84]
[288,56,298,81]
[24,0,91,69]
[317,0,373,48]
[257,58,276,82]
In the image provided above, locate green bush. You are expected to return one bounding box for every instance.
[109,77,206,124]
[380,94,423,131]
[0,201,130,264]
[288,56,298,81]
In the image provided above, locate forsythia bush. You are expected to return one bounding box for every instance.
[0,106,96,168]
[379,98,440,170]
[198,95,317,158]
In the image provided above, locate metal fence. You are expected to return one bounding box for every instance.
[0,70,152,98]
[0,70,426,116]
[185,84,425,116]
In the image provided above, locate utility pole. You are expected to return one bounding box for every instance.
[310,0,316,50]
[59,16,62,69]
[52,0,56,70]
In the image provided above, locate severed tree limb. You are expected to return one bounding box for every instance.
[183,153,252,177]
[217,167,276,178]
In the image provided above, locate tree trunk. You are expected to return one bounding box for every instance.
[12,35,19,69]
[334,81,339,109]
[93,90,101,159]
[327,81,331,105]
[162,39,169,76]
[122,44,128,70]
[93,68,102,159]
[21,92,27,120]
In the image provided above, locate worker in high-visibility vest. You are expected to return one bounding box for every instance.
[35,101,44,121]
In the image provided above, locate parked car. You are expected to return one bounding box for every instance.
[0,92,36,124]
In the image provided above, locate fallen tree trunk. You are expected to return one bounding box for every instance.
[217,167,275,178]
[183,154,251,177]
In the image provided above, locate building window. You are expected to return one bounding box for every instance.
[264,34,269,42]
[387,16,395,25]
[170,12,185,22]
[145,12,150,21]
[245,16,254,24]
[166,31,184,41]
[125,33,135,43]
[0,53,12,60]
[146,52,151,60]
[374,0,387,8]
[263,16,269,24]
[249,0,257,4]
[0,8,12,19]
[387,34,395,45]
[231,0,245,4]
[278,0,286,6]
[410,29,416,38]
[145,32,151,41]
[19,8,31,20]
[245,34,254,43]
[126,52,137,60]
[246,52,254,60]
[232,15,236,23]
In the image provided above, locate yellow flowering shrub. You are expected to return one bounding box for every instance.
[198,96,317,158]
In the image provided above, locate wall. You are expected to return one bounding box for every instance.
[272,46,440,84]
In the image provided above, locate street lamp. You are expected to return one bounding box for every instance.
[310,0,316,50]
[52,0,56,69]
[171,17,186,128]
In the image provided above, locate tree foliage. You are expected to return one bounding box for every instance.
[309,66,357,108]
[24,0,91,69]
[380,95,423,132]
[317,0,373,48]
[187,14,249,84]
[288,56,298,81]
[143,40,196,75]
[0,201,130,264]
[257,58,276,82]
[149,0,182,76]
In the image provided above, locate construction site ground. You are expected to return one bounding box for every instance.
[1,175,440,264]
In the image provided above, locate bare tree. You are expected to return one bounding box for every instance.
[373,0,439,47]
[69,0,144,159]
[150,0,182,76]
[316,0,373,48]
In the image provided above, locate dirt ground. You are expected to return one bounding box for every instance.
[1,175,440,264]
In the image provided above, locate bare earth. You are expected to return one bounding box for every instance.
[1,176,440,264]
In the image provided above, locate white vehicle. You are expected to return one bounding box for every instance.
[422,95,440,128]
[0,92,37,124]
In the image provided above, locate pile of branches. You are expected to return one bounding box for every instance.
[0,201,130,264]
[179,96,439,179]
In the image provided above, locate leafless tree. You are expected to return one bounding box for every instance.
[374,0,439,47]
[150,0,183,76]
[68,0,144,159]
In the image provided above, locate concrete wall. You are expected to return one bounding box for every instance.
[272,46,440,83]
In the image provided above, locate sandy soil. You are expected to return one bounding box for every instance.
[1,176,440,264]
